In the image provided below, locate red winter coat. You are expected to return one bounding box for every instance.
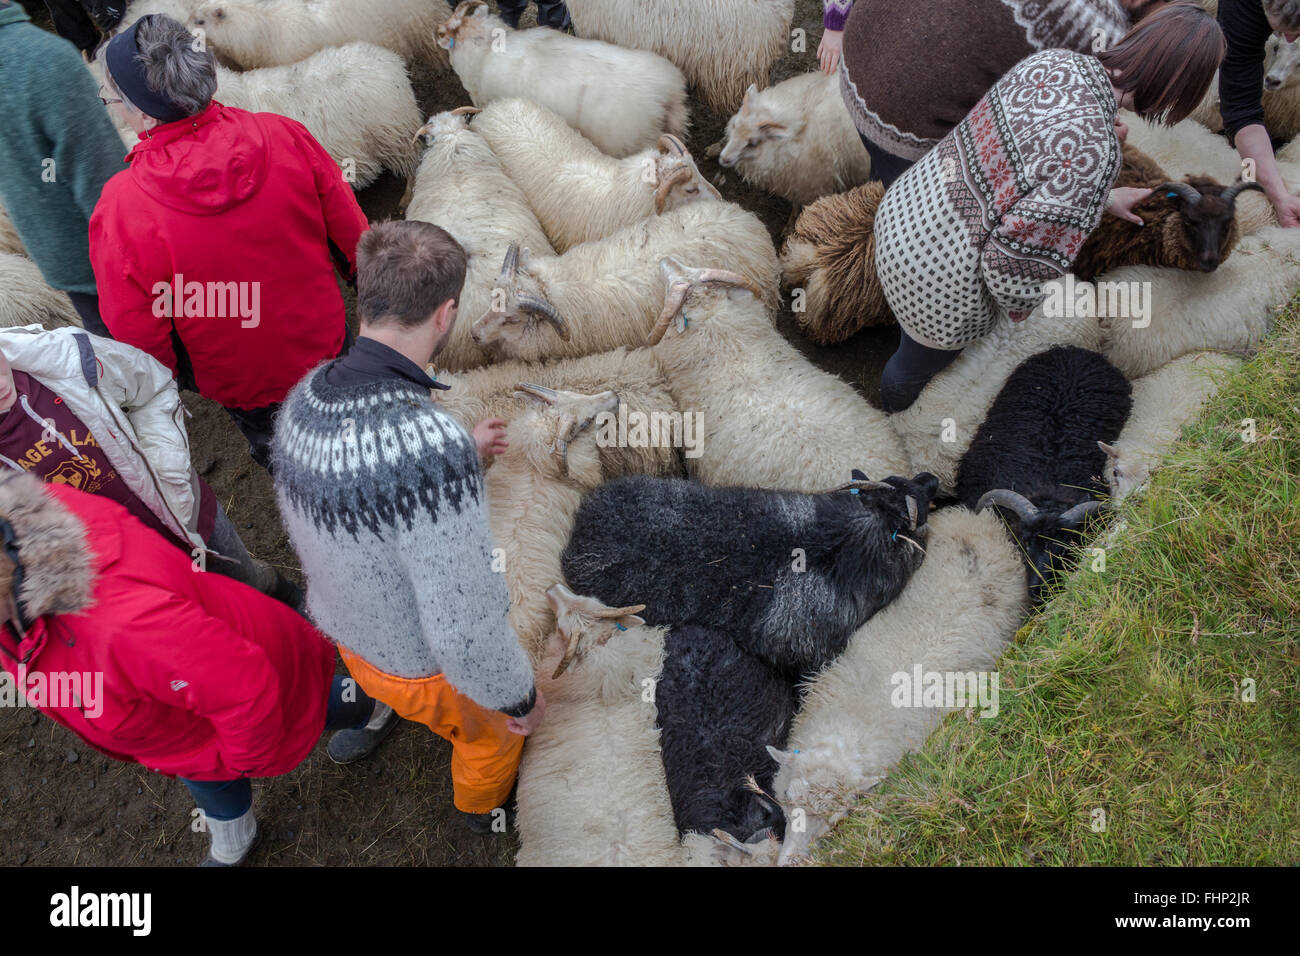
[89,102,369,410]
[0,483,334,781]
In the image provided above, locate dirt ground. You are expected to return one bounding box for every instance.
[0,0,895,867]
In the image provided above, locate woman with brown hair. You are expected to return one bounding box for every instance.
[871,2,1225,412]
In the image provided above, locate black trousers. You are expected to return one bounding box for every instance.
[879,327,963,414]
[445,0,570,29]
[858,133,916,190]
[66,292,112,339]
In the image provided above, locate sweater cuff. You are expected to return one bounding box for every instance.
[498,686,537,720]
[823,0,852,32]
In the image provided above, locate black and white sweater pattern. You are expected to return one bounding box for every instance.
[272,366,536,717]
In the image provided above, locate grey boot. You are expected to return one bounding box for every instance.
[327,702,399,764]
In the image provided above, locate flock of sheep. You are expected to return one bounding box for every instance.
[2,0,1299,867]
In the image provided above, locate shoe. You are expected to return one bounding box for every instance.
[198,814,261,867]
[462,780,518,834]
[327,702,398,764]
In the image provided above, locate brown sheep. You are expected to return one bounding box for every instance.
[1073,144,1264,281]
[778,181,892,346]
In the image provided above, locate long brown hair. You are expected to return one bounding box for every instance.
[1098,2,1225,126]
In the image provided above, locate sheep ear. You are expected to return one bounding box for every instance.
[758,122,788,135]
[743,83,758,106]
[1098,441,1120,460]
[766,745,795,767]
[851,468,869,482]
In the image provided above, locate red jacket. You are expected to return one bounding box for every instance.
[89,102,369,410]
[0,484,335,781]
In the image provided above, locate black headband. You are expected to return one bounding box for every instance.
[104,19,193,126]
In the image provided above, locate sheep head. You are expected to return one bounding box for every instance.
[766,744,869,866]
[648,255,763,345]
[1099,440,1147,506]
[652,135,723,214]
[471,243,569,358]
[1146,176,1266,273]
[718,83,796,172]
[544,582,646,681]
[510,382,618,487]
[975,486,1107,603]
[437,0,494,50]
[411,107,480,147]
[189,1,228,30]
[1264,32,1300,91]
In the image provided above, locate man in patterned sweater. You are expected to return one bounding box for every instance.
[872,3,1225,412]
[272,220,543,833]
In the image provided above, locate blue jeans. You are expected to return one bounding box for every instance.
[182,675,376,820]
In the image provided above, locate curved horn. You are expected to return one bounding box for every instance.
[694,268,763,301]
[1058,499,1107,526]
[976,489,1040,522]
[513,382,559,405]
[654,166,695,214]
[1221,179,1267,206]
[450,105,482,118]
[410,122,433,147]
[1155,181,1202,205]
[499,242,520,281]
[518,295,569,340]
[658,134,687,156]
[648,280,691,346]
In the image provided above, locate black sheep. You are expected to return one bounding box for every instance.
[956,346,1132,601]
[655,623,795,846]
[561,470,938,679]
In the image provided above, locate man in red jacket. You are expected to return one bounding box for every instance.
[88,14,369,470]
[0,472,390,865]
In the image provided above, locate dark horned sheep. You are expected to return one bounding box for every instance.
[561,471,938,679]
[955,346,1132,602]
[1073,143,1265,281]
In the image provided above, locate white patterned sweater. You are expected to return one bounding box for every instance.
[874,50,1121,350]
[272,366,536,717]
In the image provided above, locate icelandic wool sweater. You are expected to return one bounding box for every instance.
[0,3,126,294]
[838,0,1130,161]
[271,348,536,718]
[874,50,1121,351]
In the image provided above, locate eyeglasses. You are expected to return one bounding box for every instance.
[98,85,122,107]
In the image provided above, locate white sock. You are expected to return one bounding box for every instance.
[206,808,257,865]
[363,701,393,731]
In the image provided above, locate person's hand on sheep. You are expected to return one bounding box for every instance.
[1106,186,1154,225]
[1271,191,1300,229]
[506,688,547,736]
[818,29,844,75]
[1115,118,1129,146]
[472,417,509,461]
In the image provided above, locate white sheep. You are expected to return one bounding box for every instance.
[187,0,446,70]
[1101,350,1242,505]
[717,74,872,209]
[514,585,689,867]
[433,346,683,480]
[1100,226,1300,379]
[648,257,911,491]
[88,43,421,187]
[472,98,720,254]
[404,109,556,372]
[485,385,621,667]
[437,2,688,159]
[565,0,794,115]
[770,506,1030,865]
[0,254,82,330]
[1119,112,1276,237]
[469,203,781,364]
[1190,33,1300,143]
[889,296,1105,496]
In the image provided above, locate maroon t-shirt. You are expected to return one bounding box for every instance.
[0,371,214,546]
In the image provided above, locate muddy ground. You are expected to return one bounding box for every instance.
[0,0,895,867]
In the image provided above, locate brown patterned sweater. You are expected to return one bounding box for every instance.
[839,0,1130,161]
[874,50,1121,350]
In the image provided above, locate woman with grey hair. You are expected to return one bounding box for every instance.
[1220,0,1300,227]
[88,14,369,472]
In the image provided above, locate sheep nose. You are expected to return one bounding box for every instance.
[1198,257,1219,273]
[718,154,736,168]
[1265,77,1282,90]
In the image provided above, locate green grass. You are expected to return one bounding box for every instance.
[818,295,1300,867]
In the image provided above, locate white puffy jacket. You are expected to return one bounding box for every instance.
[0,324,205,549]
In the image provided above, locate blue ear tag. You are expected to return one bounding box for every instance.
[892,530,899,541]
[1166,191,1177,198]
[448,38,455,49]
[849,488,859,495]
[614,622,628,631]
